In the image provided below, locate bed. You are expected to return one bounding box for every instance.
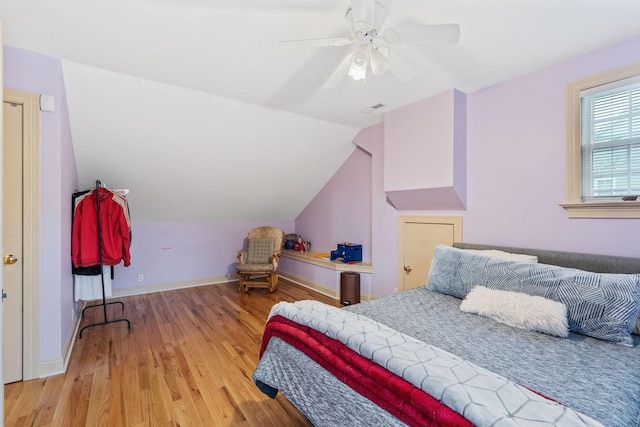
[253,243,640,426]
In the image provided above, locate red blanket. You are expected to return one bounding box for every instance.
[260,315,472,427]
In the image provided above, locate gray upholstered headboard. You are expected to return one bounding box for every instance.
[453,242,640,274]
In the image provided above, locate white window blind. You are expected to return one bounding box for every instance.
[580,77,640,201]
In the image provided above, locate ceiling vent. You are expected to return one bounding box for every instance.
[360,103,386,114]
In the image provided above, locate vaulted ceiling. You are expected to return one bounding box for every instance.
[2,0,640,222]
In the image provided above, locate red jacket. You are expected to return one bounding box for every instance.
[72,188,131,267]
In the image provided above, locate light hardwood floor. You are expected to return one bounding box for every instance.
[5,279,339,426]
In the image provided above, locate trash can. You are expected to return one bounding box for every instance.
[340,271,361,305]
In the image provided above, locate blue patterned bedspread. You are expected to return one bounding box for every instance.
[345,288,640,427]
[269,299,604,426]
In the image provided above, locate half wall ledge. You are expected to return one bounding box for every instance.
[280,249,374,273]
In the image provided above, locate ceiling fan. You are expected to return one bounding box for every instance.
[279,0,460,89]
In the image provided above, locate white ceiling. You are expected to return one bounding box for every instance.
[2,0,640,222]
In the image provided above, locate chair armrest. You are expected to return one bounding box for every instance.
[271,252,281,270]
[237,250,248,264]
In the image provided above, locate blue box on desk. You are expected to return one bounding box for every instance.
[330,243,363,263]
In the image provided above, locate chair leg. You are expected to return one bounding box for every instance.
[239,274,246,294]
[269,272,277,293]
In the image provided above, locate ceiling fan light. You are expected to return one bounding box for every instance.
[348,48,369,81]
[348,66,368,81]
[349,52,369,80]
[352,51,367,68]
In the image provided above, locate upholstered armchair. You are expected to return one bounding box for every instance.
[236,226,285,293]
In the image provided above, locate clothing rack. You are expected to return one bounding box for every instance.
[78,180,131,338]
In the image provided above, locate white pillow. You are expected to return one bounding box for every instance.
[463,249,538,263]
[460,286,569,338]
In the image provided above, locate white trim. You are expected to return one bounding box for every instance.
[277,273,374,302]
[3,88,41,381]
[38,358,64,378]
[558,201,640,218]
[111,275,234,298]
[278,272,338,299]
[563,62,640,218]
[49,300,87,378]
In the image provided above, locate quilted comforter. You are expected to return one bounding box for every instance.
[255,300,603,427]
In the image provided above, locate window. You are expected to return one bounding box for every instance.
[562,62,640,218]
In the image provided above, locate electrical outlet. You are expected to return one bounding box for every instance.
[138,274,144,282]
[71,308,75,322]
[393,288,398,293]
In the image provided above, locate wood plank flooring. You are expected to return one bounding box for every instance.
[4,279,340,426]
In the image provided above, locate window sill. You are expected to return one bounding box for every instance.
[559,201,640,218]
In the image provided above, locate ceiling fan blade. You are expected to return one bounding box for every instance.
[349,0,375,31]
[385,49,418,82]
[382,23,460,45]
[279,37,354,47]
[323,51,355,90]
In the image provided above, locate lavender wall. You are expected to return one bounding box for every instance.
[3,46,75,363]
[285,124,396,297]
[294,146,372,260]
[384,89,467,211]
[464,35,640,256]
[288,146,372,295]
[354,124,399,297]
[111,220,294,290]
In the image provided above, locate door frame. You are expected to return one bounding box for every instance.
[4,88,41,381]
[397,215,462,292]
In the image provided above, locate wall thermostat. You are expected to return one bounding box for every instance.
[40,94,55,112]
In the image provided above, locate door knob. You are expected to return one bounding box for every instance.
[404,265,412,274]
[3,254,18,265]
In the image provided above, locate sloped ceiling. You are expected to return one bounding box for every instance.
[1,0,640,222]
[62,62,357,222]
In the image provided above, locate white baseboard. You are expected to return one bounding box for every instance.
[40,300,87,378]
[39,358,64,378]
[278,273,373,302]
[111,275,234,298]
[278,272,338,299]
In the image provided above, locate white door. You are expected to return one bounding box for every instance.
[2,101,24,384]
[398,216,462,291]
